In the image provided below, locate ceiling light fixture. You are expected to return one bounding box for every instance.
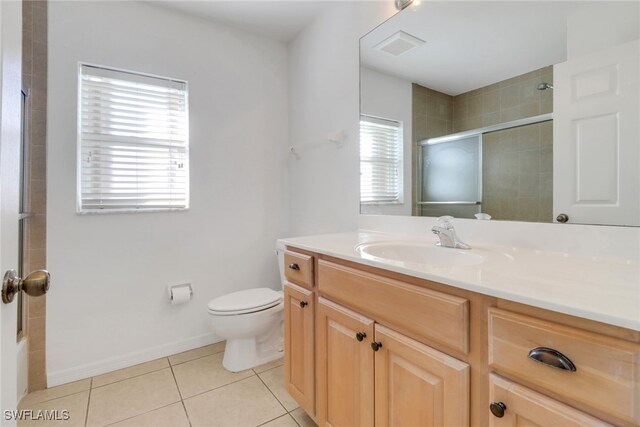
[395,0,414,10]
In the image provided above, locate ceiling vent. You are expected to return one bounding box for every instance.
[374,31,425,56]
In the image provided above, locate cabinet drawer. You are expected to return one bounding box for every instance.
[284,250,314,289]
[489,374,611,426]
[318,260,469,354]
[488,308,640,425]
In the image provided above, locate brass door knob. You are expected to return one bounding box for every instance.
[556,213,569,223]
[2,269,50,304]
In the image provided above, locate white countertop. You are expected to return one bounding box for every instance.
[279,230,640,331]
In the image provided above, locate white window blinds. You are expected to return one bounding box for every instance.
[360,115,403,203]
[78,64,189,213]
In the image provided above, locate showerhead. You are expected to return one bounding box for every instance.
[537,82,554,91]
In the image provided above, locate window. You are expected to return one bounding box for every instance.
[78,64,189,213]
[360,115,403,203]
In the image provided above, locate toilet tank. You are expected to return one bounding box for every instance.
[275,241,286,289]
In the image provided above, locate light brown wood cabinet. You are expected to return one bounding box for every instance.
[489,374,612,427]
[282,248,640,427]
[316,297,469,427]
[284,281,315,417]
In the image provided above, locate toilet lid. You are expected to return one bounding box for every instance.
[208,288,282,314]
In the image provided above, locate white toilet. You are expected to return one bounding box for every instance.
[207,243,286,372]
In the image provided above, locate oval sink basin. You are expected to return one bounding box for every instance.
[356,241,486,267]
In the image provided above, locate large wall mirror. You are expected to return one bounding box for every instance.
[359,1,639,226]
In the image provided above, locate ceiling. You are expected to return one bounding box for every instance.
[361,1,599,95]
[152,0,329,42]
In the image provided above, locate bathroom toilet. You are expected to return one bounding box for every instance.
[207,244,286,372]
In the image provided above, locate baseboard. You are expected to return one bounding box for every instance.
[47,333,220,387]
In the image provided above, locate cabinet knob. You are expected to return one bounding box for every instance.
[355,332,367,342]
[556,213,569,223]
[288,263,300,270]
[371,341,382,351]
[489,402,506,418]
[299,300,308,308]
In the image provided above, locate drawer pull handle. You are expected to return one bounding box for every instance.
[528,347,577,372]
[489,402,506,418]
[371,341,382,351]
[288,263,300,271]
[355,332,367,342]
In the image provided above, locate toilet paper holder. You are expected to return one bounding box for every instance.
[167,283,193,303]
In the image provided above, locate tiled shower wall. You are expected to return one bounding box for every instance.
[412,67,553,222]
[23,0,48,392]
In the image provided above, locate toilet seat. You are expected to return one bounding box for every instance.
[208,288,282,316]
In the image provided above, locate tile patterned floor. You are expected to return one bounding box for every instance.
[18,343,317,427]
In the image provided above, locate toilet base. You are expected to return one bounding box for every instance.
[222,337,284,372]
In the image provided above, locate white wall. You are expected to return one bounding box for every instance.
[47,1,290,385]
[287,2,396,236]
[360,67,412,216]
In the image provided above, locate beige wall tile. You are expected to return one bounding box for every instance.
[467,95,483,117]
[28,315,45,352]
[28,293,46,318]
[109,402,189,427]
[183,376,286,427]
[172,352,253,399]
[87,368,181,426]
[92,358,169,388]
[168,342,225,366]
[28,214,46,250]
[28,349,47,392]
[499,84,520,109]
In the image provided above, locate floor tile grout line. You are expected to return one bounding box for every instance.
[101,399,183,427]
[256,413,293,427]
[91,361,171,390]
[21,388,90,407]
[169,347,226,367]
[180,373,258,401]
[255,370,289,415]
[84,377,93,427]
[167,356,193,427]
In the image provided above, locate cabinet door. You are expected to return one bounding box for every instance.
[374,324,470,427]
[317,298,375,427]
[284,282,315,416]
[488,374,612,427]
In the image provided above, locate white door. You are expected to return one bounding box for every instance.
[0,0,24,422]
[553,39,640,226]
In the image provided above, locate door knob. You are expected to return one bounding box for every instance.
[355,332,367,342]
[371,341,382,351]
[2,269,50,304]
[288,263,300,270]
[299,300,308,308]
[556,213,569,223]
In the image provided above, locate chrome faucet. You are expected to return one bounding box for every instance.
[431,216,471,250]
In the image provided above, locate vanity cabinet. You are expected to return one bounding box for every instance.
[488,374,612,427]
[284,282,315,417]
[316,297,469,427]
[282,247,640,427]
[316,298,375,426]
